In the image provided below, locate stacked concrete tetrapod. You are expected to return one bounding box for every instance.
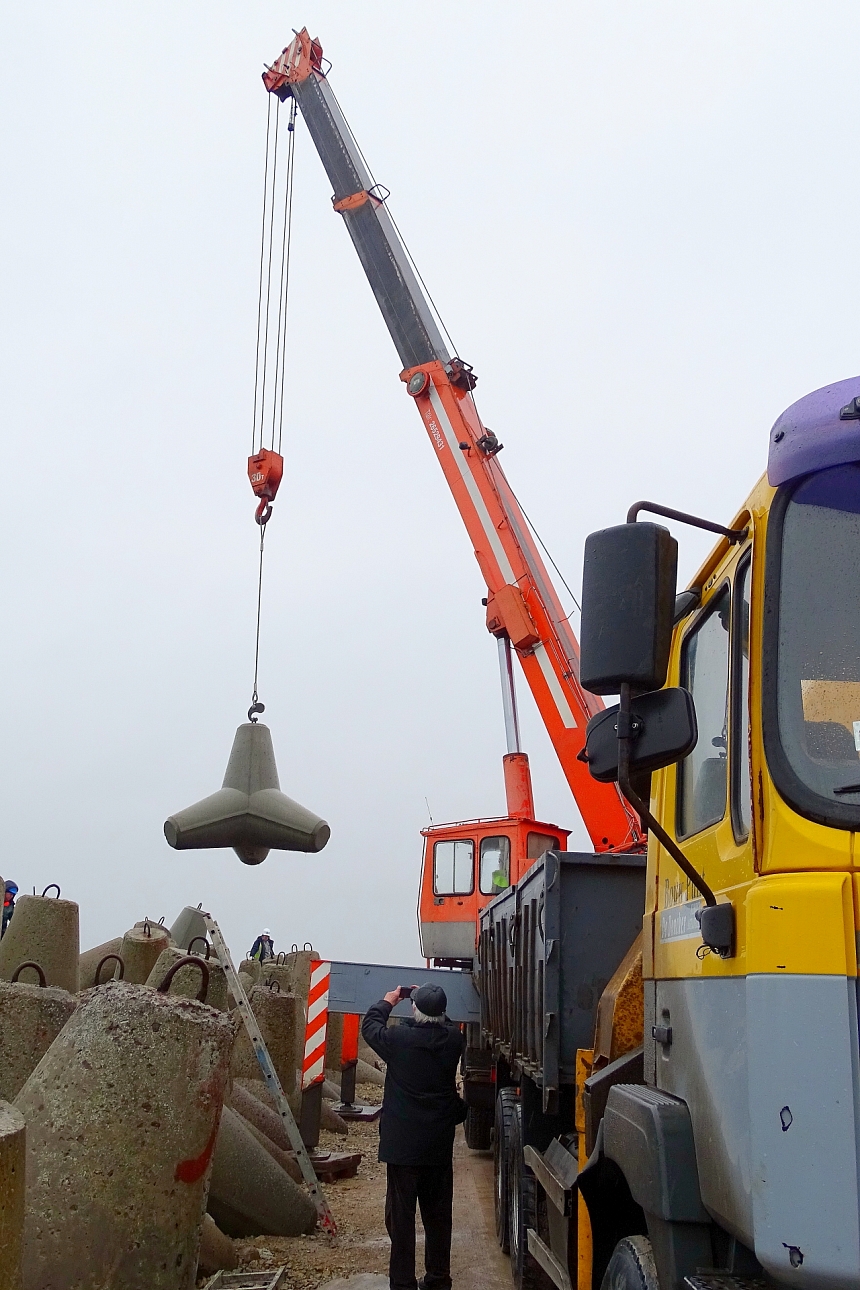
[14,979,236,1290]
[208,1105,315,1238]
[0,1101,25,1290]
[0,893,79,992]
[0,979,77,1101]
[79,937,123,990]
[230,983,299,1095]
[170,906,209,952]
[146,946,230,1012]
[119,920,171,985]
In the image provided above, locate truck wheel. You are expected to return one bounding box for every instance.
[599,1236,659,1290]
[465,1105,493,1151]
[507,1099,552,1290]
[494,1088,517,1252]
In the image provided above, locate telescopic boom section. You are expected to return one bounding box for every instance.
[264,31,642,852]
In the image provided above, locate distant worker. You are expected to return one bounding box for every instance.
[2,882,17,937]
[362,984,465,1290]
[249,928,275,961]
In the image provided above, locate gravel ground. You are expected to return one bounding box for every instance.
[198,1083,391,1289]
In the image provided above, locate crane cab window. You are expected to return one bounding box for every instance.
[433,839,474,895]
[528,832,560,860]
[678,587,731,838]
[479,836,511,894]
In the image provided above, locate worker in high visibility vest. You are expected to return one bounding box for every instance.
[249,928,275,961]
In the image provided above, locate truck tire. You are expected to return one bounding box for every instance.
[507,1099,552,1290]
[599,1236,659,1290]
[465,1105,493,1151]
[494,1088,517,1253]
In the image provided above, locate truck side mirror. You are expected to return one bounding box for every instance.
[582,688,698,783]
[580,523,678,694]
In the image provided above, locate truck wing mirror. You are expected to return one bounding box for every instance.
[579,523,678,695]
[583,688,698,783]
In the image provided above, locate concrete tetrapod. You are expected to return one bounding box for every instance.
[146,946,230,1011]
[230,984,299,1093]
[0,894,79,992]
[78,937,123,990]
[15,980,237,1290]
[198,1213,238,1276]
[0,979,77,1101]
[208,1104,315,1238]
[163,722,330,865]
[0,1101,25,1290]
[170,906,209,951]
[119,921,171,984]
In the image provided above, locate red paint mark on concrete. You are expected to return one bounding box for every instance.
[174,1121,218,1184]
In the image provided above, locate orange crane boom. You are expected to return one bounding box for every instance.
[264,31,642,853]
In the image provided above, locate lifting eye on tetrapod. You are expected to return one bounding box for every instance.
[247,448,284,525]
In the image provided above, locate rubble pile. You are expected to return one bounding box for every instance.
[0,893,372,1289]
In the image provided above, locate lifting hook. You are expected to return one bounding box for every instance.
[248,700,266,723]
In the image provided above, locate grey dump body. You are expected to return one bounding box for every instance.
[477,850,645,1111]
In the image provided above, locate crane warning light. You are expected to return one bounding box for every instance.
[248,448,284,525]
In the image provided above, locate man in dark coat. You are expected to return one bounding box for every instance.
[362,983,464,1290]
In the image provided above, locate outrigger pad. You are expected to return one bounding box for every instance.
[163,723,330,865]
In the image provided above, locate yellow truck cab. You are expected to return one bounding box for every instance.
[479,375,860,1290]
[579,373,860,1288]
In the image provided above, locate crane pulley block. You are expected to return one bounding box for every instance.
[248,448,284,525]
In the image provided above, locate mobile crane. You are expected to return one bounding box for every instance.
[261,30,642,971]
[262,27,860,1290]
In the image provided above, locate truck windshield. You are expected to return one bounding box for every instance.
[772,463,860,824]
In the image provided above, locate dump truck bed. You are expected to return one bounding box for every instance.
[477,850,645,1097]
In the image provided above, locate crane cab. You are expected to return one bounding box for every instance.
[417,753,569,966]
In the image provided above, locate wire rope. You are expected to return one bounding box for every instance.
[271,99,298,454]
[256,102,281,454]
[251,94,276,454]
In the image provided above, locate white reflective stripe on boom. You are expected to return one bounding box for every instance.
[428,385,516,585]
[532,643,577,729]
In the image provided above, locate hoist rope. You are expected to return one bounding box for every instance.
[251,94,275,454]
[271,99,298,454]
[247,94,299,715]
[251,523,266,710]
[255,103,281,454]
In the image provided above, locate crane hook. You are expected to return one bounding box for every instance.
[248,700,266,723]
[255,498,273,525]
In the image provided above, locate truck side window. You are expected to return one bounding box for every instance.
[732,556,752,841]
[433,839,474,895]
[479,836,511,894]
[677,586,731,838]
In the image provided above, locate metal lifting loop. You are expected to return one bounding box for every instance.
[41,884,61,899]
[12,961,46,986]
[276,952,287,966]
[188,936,211,960]
[265,978,281,993]
[143,919,151,938]
[95,954,125,984]
[248,700,266,723]
[156,956,210,1004]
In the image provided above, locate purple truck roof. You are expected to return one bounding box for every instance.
[768,375,860,486]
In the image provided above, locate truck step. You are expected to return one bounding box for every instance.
[202,1269,287,1289]
[685,1276,767,1290]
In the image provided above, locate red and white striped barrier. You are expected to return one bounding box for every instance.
[301,959,330,1090]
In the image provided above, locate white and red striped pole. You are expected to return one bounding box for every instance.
[299,959,330,1147]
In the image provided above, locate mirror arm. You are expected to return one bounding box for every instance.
[616,684,717,909]
[617,685,734,957]
[626,500,747,544]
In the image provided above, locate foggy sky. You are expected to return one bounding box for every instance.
[1,3,858,965]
